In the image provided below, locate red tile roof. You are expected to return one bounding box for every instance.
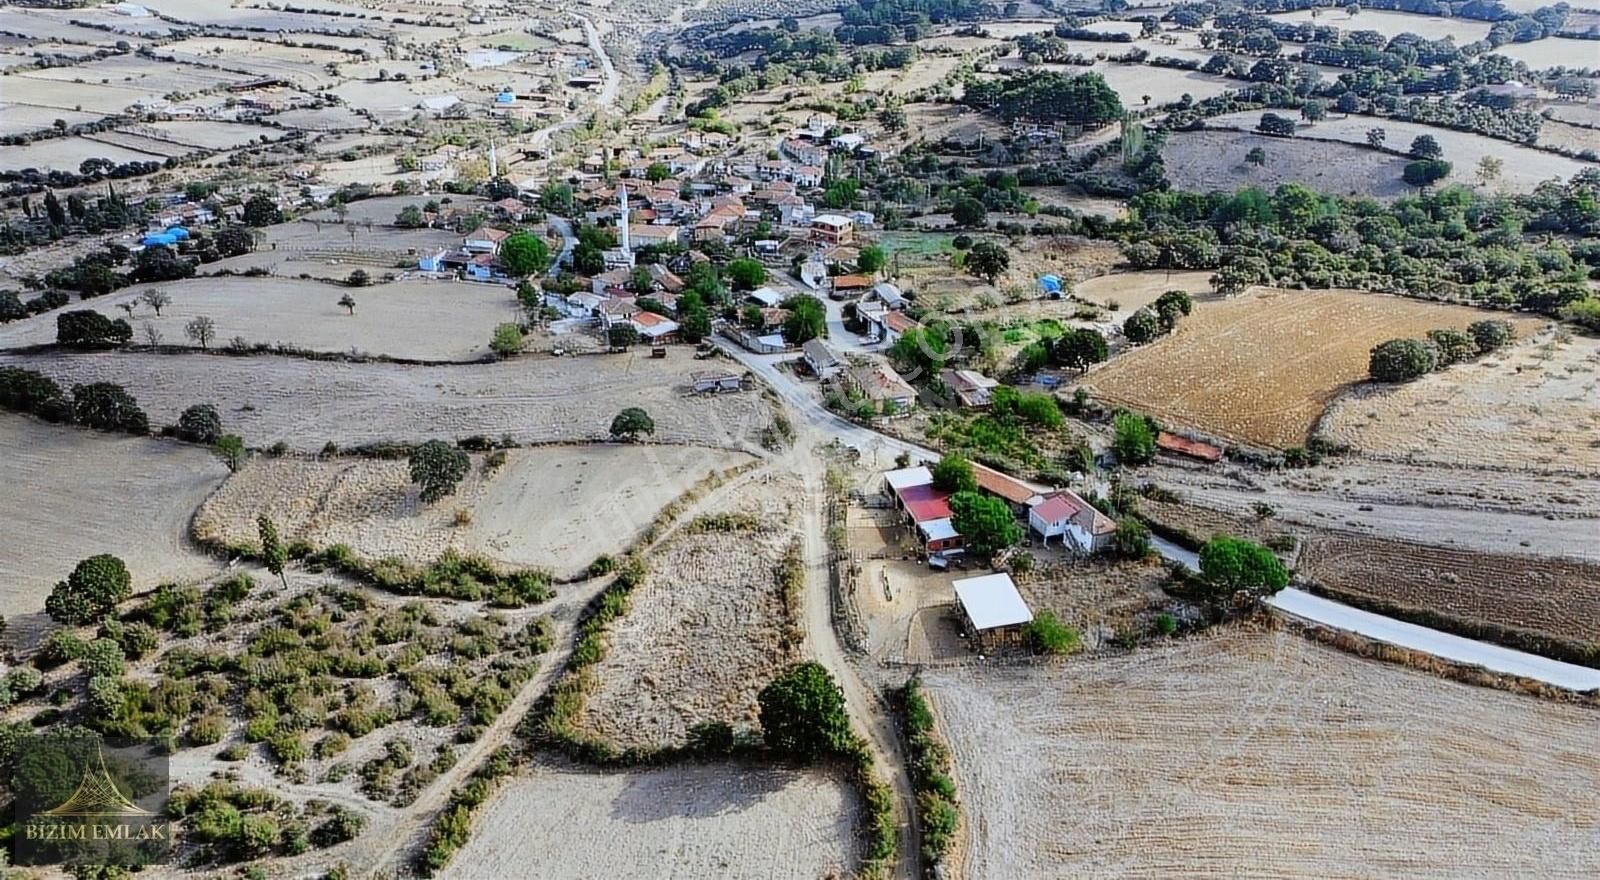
[973,464,1039,506]
[905,496,954,523]
[1032,493,1084,523]
[1157,432,1223,462]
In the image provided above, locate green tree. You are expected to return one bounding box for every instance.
[1109,517,1152,560]
[1425,328,1474,366]
[757,661,854,762]
[46,555,132,626]
[176,403,222,443]
[499,231,551,276]
[1467,319,1516,353]
[57,310,132,348]
[964,240,1009,283]
[490,323,524,357]
[1245,146,1267,167]
[258,514,288,587]
[213,434,246,473]
[610,407,655,442]
[857,244,887,274]
[1402,159,1451,189]
[409,440,471,504]
[1123,307,1160,344]
[72,382,148,433]
[1198,536,1289,597]
[395,205,426,228]
[931,454,977,494]
[607,323,639,350]
[1153,290,1192,332]
[243,193,283,227]
[1408,134,1443,160]
[1111,410,1156,466]
[782,295,826,344]
[726,258,767,291]
[645,162,671,183]
[347,269,370,288]
[1368,338,1437,382]
[1051,327,1108,371]
[949,491,1022,558]
[951,197,987,228]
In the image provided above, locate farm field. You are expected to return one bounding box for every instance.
[580,474,800,750]
[1491,36,1600,69]
[1162,129,1412,199]
[1084,61,1236,106]
[1073,270,1214,314]
[0,415,224,643]
[1269,8,1492,42]
[0,105,100,138]
[925,629,1600,879]
[0,276,521,361]
[194,446,749,577]
[1079,288,1542,448]
[0,351,773,452]
[1297,534,1600,655]
[439,760,859,880]
[1319,329,1596,474]
[1203,111,1597,194]
[0,136,163,173]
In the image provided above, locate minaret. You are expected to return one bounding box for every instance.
[488,139,498,179]
[618,183,630,257]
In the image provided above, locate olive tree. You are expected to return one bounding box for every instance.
[409,440,471,503]
[1368,338,1437,382]
[46,555,132,626]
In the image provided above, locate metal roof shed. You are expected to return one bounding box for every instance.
[952,573,1033,642]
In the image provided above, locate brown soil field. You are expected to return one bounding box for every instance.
[1319,329,1598,475]
[0,277,521,362]
[440,759,859,880]
[0,351,773,452]
[925,628,1600,878]
[1012,557,1173,650]
[0,415,225,645]
[1078,288,1543,449]
[1297,534,1600,653]
[1073,269,1214,314]
[194,446,748,577]
[1138,497,1299,548]
[581,475,801,750]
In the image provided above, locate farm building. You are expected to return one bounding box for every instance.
[941,369,999,408]
[952,573,1033,651]
[831,274,873,298]
[692,372,743,394]
[972,463,1048,513]
[866,283,906,310]
[883,466,964,555]
[1156,432,1223,463]
[803,339,845,380]
[630,311,680,343]
[847,363,917,414]
[1028,491,1117,554]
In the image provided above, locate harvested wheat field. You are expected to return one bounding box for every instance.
[1297,534,1600,655]
[1074,270,1214,314]
[1320,329,1596,475]
[0,277,520,362]
[439,760,858,880]
[0,351,772,452]
[580,477,802,750]
[925,628,1600,879]
[194,446,748,576]
[0,416,224,643]
[1079,288,1542,448]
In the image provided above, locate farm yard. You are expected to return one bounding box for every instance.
[0,276,523,362]
[1077,288,1544,449]
[0,351,775,452]
[1319,329,1600,475]
[1296,534,1600,658]
[925,629,1600,879]
[1162,129,1415,199]
[439,760,860,880]
[578,474,802,750]
[194,446,749,578]
[0,415,224,644]
[1202,111,1598,195]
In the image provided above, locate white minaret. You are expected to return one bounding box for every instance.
[488,139,498,179]
[618,183,630,257]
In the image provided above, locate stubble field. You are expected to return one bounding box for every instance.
[1162,129,1412,199]
[0,416,224,642]
[924,628,1600,879]
[1319,329,1597,474]
[439,760,859,880]
[0,351,773,451]
[194,446,748,577]
[1078,288,1542,448]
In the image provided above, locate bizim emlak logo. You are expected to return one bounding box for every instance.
[11,733,170,868]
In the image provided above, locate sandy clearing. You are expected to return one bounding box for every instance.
[440,760,859,880]
[1204,111,1597,193]
[0,276,520,361]
[925,628,1600,879]
[1319,329,1599,475]
[0,415,225,645]
[0,350,773,452]
[1080,288,1542,448]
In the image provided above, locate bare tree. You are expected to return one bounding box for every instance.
[141,288,172,316]
[185,315,216,350]
[345,222,357,243]
[339,293,357,315]
[142,322,162,347]
[118,301,136,320]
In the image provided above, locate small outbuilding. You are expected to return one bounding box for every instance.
[952,573,1033,651]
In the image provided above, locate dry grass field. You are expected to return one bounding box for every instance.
[925,628,1600,879]
[439,760,859,880]
[1319,329,1598,474]
[0,416,224,643]
[0,351,773,452]
[1078,288,1543,448]
[1163,129,1413,199]
[1074,270,1214,314]
[1297,534,1600,652]
[0,277,521,361]
[1269,8,1492,41]
[194,446,748,577]
[581,477,801,750]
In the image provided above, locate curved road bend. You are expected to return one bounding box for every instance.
[727,343,1600,693]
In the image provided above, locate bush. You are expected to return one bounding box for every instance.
[757,662,854,762]
[409,440,470,504]
[1468,318,1517,352]
[80,637,126,678]
[1027,610,1082,655]
[176,403,223,443]
[189,712,227,746]
[47,554,131,626]
[1368,338,1437,382]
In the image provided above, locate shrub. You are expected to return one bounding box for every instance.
[1027,611,1082,655]
[47,555,131,626]
[80,638,126,678]
[757,661,854,762]
[409,440,470,504]
[1368,338,1437,382]
[189,712,227,746]
[176,403,223,443]
[1468,318,1516,353]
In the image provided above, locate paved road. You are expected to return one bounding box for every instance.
[579,15,620,110]
[727,340,1600,693]
[547,215,576,278]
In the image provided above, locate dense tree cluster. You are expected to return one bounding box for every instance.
[963,71,1126,126]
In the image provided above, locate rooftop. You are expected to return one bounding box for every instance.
[884,466,934,491]
[953,573,1034,631]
